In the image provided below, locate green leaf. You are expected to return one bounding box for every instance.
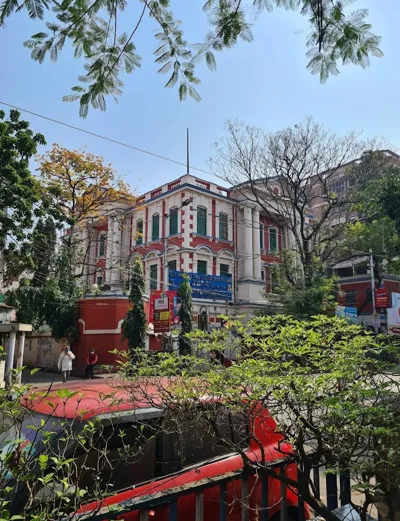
[205,51,216,71]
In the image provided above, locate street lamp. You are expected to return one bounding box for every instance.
[163,197,192,296]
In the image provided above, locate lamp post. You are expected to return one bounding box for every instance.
[163,197,192,297]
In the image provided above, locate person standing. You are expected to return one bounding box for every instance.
[85,348,98,379]
[58,346,75,383]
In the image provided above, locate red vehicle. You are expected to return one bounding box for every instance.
[5,379,308,521]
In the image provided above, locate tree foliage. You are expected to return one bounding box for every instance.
[132,314,400,521]
[0,1,382,116]
[37,144,135,280]
[0,109,48,288]
[178,273,193,355]
[121,258,147,352]
[270,251,338,318]
[43,245,81,342]
[211,118,373,289]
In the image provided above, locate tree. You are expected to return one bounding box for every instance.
[132,314,400,521]
[178,274,193,356]
[37,144,135,280]
[360,168,400,236]
[43,245,81,342]
[211,118,372,290]
[5,217,59,330]
[0,109,47,285]
[271,251,338,318]
[31,217,58,287]
[121,258,147,353]
[0,1,382,117]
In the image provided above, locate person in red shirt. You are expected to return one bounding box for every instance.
[85,349,98,379]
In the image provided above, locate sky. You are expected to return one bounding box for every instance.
[0,0,399,195]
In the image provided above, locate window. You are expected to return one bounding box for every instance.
[98,234,106,257]
[169,208,178,236]
[197,260,207,274]
[260,223,265,250]
[168,260,177,272]
[136,220,143,245]
[178,407,249,468]
[329,179,346,194]
[346,290,356,305]
[219,212,228,240]
[156,417,181,477]
[71,420,158,497]
[152,214,160,241]
[197,207,207,236]
[96,276,103,286]
[261,270,265,281]
[269,227,278,253]
[150,264,158,290]
[220,264,230,277]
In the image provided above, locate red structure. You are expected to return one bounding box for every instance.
[75,296,149,372]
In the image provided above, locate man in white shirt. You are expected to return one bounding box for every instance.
[57,346,75,383]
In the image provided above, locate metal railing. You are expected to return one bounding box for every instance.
[80,458,353,521]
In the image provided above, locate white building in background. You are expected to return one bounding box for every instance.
[76,173,289,318]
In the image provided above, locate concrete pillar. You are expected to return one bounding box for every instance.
[15,332,26,385]
[106,216,114,280]
[252,207,262,280]
[5,330,16,388]
[243,206,253,279]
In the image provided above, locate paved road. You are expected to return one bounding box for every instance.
[21,368,113,387]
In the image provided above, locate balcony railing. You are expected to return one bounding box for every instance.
[79,458,354,521]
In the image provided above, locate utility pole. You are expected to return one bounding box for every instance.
[370,250,379,334]
[162,197,193,297]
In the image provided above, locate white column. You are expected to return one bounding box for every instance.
[15,332,26,385]
[110,215,122,288]
[106,216,114,279]
[5,330,16,388]
[252,207,262,280]
[243,206,253,279]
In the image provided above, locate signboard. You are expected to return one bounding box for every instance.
[375,288,390,309]
[169,270,232,301]
[149,291,178,333]
[154,297,169,311]
[336,306,358,324]
[387,292,400,335]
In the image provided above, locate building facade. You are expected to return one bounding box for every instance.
[77,174,287,320]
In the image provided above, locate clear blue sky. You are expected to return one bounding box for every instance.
[0,0,398,194]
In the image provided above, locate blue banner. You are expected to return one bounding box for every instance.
[169,270,232,301]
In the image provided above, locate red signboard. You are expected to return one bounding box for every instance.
[375,288,390,309]
[149,291,177,333]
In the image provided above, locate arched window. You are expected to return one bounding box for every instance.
[269,227,278,253]
[219,212,228,240]
[197,207,207,236]
[169,208,178,235]
[98,234,106,257]
[136,220,143,245]
[152,214,160,241]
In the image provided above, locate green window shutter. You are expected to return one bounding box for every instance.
[150,264,158,290]
[197,260,207,274]
[269,228,277,252]
[136,220,143,244]
[220,263,230,277]
[152,214,160,241]
[169,209,178,235]
[219,213,228,240]
[197,207,207,235]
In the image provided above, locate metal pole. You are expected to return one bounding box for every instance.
[370,250,379,334]
[187,128,190,175]
[15,331,26,384]
[5,330,17,388]
[163,234,168,297]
